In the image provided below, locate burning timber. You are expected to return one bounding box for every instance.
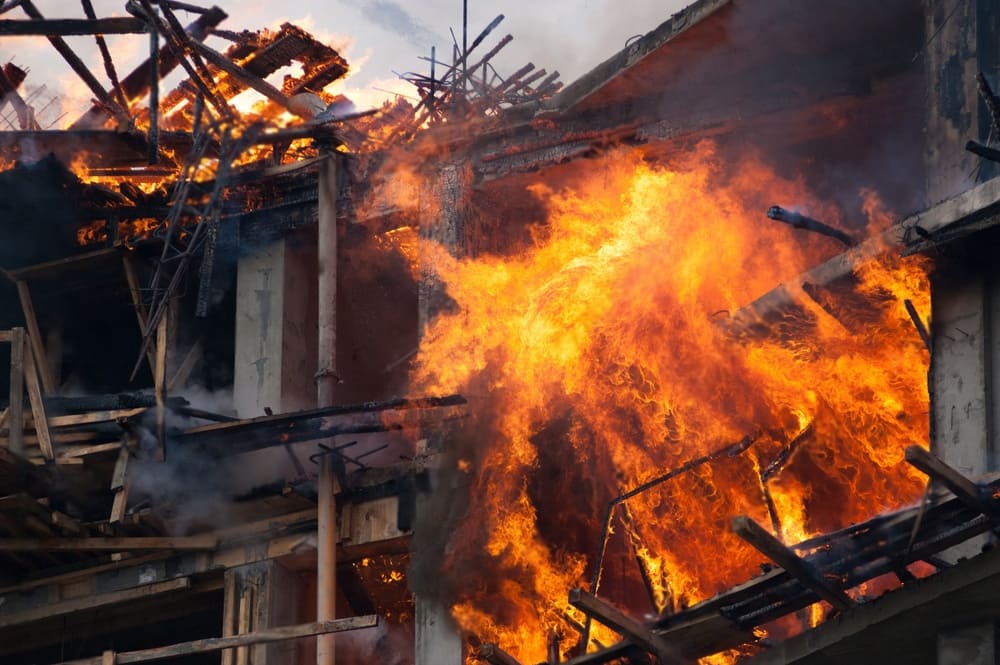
[1,0,1000,664]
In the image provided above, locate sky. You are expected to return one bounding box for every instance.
[1,0,691,127]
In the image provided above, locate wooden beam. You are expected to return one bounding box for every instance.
[17,0,124,116]
[168,338,203,391]
[905,445,989,514]
[154,310,167,460]
[59,615,379,665]
[43,407,147,428]
[731,516,853,611]
[0,535,217,551]
[187,38,294,112]
[7,327,24,455]
[14,280,55,393]
[477,643,523,665]
[122,255,157,374]
[0,577,191,629]
[0,17,145,35]
[568,589,683,663]
[23,350,54,460]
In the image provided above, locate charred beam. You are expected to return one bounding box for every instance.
[18,1,125,117]
[477,643,523,665]
[70,5,226,129]
[81,0,129,111]
[966,139,1000,163]
[904,446,991,516]
[766,206,856,248]
[0,16,145,35]
[731,515,853,611]
[904,299,931,351]
[568,589,683,663]
[187,38,294,113]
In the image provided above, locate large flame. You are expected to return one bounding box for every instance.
[412,143,929,662]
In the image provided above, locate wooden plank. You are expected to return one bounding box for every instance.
[43,407,147,429]
[60,616,379,665]
[0,535,217,551]
[8,327,24,455]
[221,570,237,665]
[0,17,145,35]
[0,577,191,629]
[0,552,168,595]
[568,589,683,663]
[905,445,988,514]
[731,516,853,611]
[14,281,54,394]
[110,444,130,523]
[102,651,114,665]
[23,350,54,460]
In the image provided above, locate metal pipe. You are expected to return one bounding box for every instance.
[316,152,338,665]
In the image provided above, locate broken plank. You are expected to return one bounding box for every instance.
[0,535,217,551]
[905,445,989,515]
[44,407,148,428]
[568,589,683,663]
[110,443,130,523]
[731,515,852,611]
[59,615,378,665]
[0,17,146,35]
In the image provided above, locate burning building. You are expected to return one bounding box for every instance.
[0,0,998,664]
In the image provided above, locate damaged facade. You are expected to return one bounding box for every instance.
[0,0,999,664]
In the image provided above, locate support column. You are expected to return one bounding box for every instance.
[416,595,463,665]
[316,152,338,665]
[938,622,999,665]
[234,235,316,418]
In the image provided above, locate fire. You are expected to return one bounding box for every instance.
[411,143,930,662]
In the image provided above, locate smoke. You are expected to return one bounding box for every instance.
[357,0,441,51]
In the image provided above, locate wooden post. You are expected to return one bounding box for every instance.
[101,651,115,665]
[317,151,338,665]
[317,454,338,665]
[222,570,238,665]
[15,280,55,394]
[8,327,24,455]
[147,4,159,165]
[23,348,53,460]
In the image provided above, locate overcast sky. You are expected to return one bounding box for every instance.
[1,0,690,126]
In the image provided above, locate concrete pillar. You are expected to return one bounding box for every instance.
[223,561,303,665]
[938,622,999,665]
[415,595,463,665]
[234,234,316,418]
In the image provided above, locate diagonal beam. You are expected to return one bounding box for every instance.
[0,17,145,35]
[569,588,683,663]
[731,516,853,611]
[18,1,125,117]
[905,445,990,515]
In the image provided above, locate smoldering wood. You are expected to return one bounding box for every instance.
[57,615,378,665]
[0,17,146,35]
[766,205,856,247]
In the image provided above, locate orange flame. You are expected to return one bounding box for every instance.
[411,143,929,662]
